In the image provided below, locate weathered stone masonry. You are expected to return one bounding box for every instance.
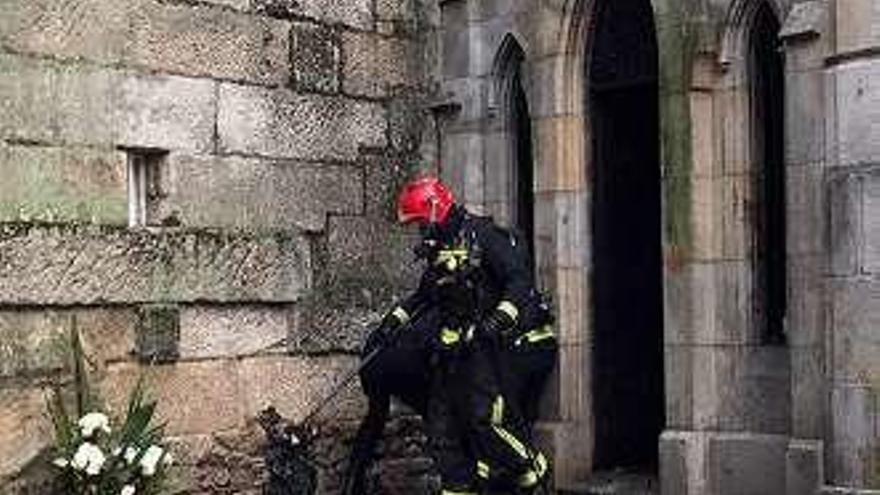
[0,0,439,492]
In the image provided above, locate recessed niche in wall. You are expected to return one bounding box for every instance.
[124,148,168,228]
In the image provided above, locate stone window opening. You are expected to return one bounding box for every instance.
[491,34,536,261]
[748,1,787,345]
[125,148,167,228]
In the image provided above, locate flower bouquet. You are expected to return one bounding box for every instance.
[46,327,172,495]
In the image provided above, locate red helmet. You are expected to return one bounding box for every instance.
[396,176,455,225]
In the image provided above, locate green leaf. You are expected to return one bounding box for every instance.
[45,384,75,454]
[70,318,94,418]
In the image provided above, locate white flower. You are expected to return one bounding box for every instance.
[52,457,69,468]
[71,442,106,476]
[124,446,139,464]
[77,412,111,438]
[120,484,136,495]
[139,445,164,476]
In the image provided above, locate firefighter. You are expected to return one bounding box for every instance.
[374,175,557,495]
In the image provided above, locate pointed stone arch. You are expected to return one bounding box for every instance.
[484,34,536,257]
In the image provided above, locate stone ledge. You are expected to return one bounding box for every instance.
[0,223,311,305]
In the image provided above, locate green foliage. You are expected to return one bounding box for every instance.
[46,322,172,495]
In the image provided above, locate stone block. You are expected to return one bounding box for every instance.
[469,0,517,22]
[708,433,788,495]
[252,0,372,30]
[786,70,826,166]
[829,173,862,276]
[659,431,690,495]
[533,420,592,491]
[2,0,289,86]
[440,2,470,79]
[179,305,292,359]
[324,215,415,302]
[342,31,421,98]
[0,388,53,479]
[784,34,828,74]
[663,261,754,346]
[440,76,488,124]
[0,54,216,151]
[715,88,750,176]
[377,0,425,34]
[787,439,825,495]
[0,54,100,144]
[529,55,565,119]
[441,131,483,206]
[787,164,826,256]
[554,342,590,422]
[290,21,339,94]
[362,151,415,220]
[124,2,290,86]
[549,190,588,269]
[0,142,128,225]
[525,7,567,59]
[464,22,503,78]
[781,1,825,40]
[691,345,791,433]
[103,361,244,435]
[205,0,249,9]
[832,60,880,167]
[831,278,880,382]
[293,304,377,355]
[0,308,136,378]
[719,173,750,261]
[237,355,364,423]
[690,175,722,261]
[835,0,880,55]
[391,96,434,158]
[218,83,386,161]
[135,304,180,364]
[864,172,880,273]
[549,266,588,346]
[0,223,310,305]
[159,153,363,231]
[0,0,134,65]
[690,90,719,178]
[787,254,826,349]
[115,73,216,153]
[533,115,586,193]
[830,383,878,486]
[664,345,695,429]
[790,347,825,438]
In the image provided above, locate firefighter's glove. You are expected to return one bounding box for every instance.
[479,302,518,343]
[364,307,410,356]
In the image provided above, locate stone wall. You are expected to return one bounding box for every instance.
[0,0,439,492]
[826,0,880,489]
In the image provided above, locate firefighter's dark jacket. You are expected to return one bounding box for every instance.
[388,205,548,337]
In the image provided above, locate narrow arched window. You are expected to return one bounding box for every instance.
[749,2,786,344]
[494,36,536,261]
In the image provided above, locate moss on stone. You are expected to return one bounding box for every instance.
[655,7,700,252]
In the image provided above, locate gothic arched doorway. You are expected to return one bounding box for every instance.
[588,0,665,471]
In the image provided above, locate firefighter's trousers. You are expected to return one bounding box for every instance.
[427,330,557,494]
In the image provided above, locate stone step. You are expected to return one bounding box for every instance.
[558,469,659,495]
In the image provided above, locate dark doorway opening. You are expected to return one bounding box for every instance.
[749,3,786,345]
[588,0,665,471]
[511,66,536,260]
